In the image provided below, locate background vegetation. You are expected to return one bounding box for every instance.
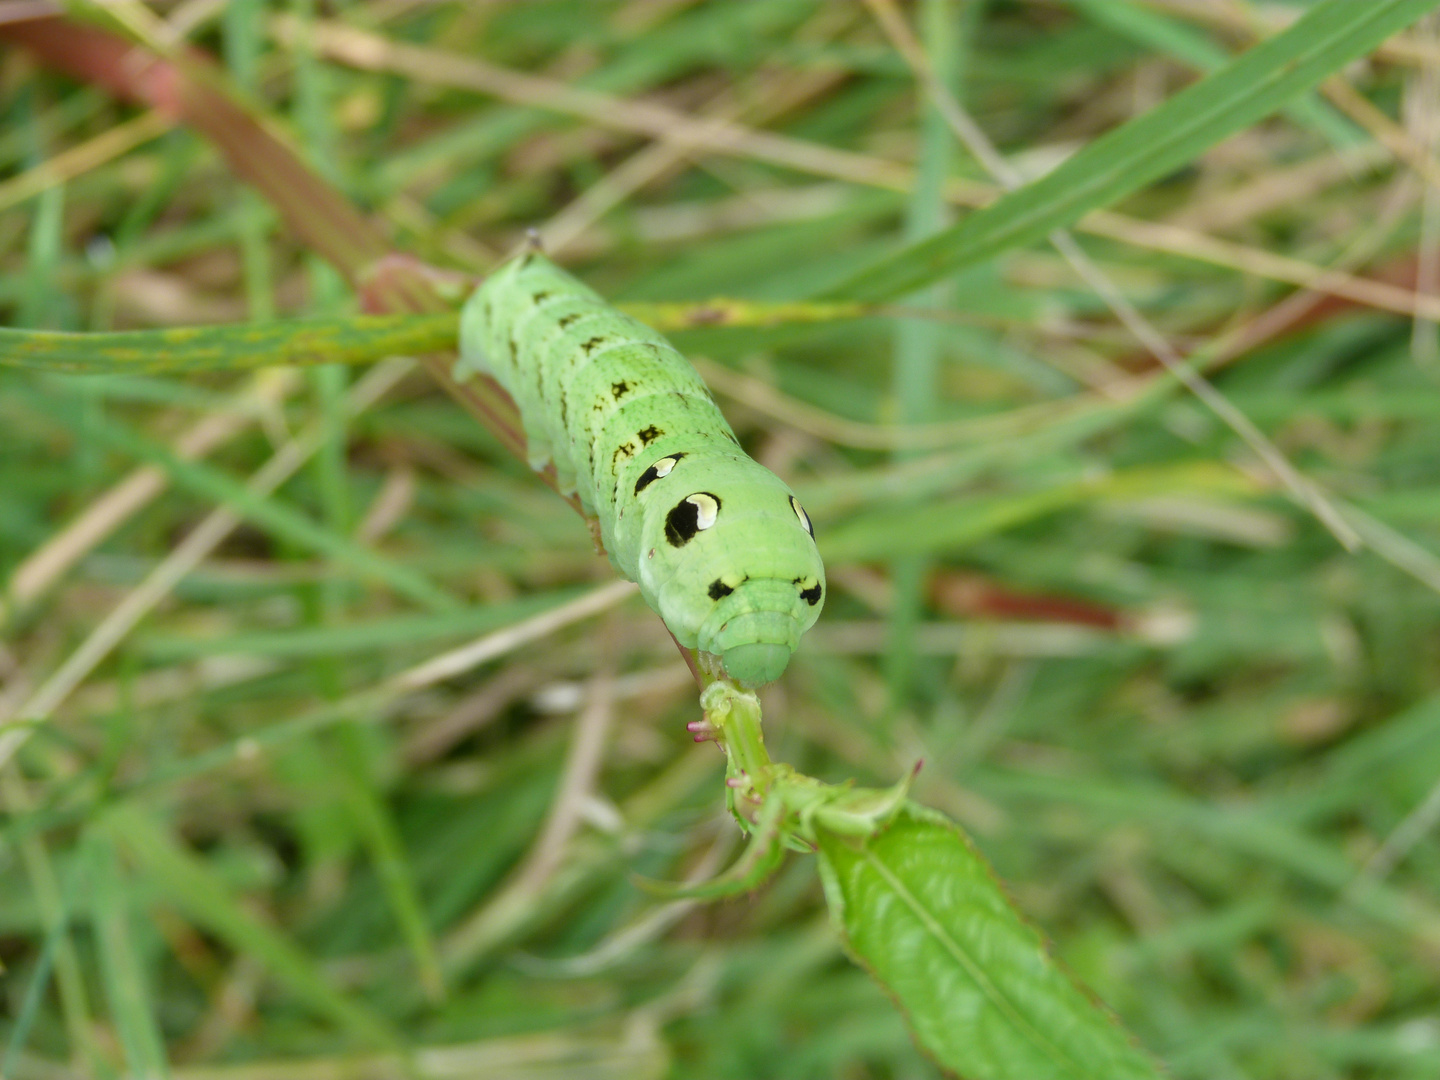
[4,1,1440,1077]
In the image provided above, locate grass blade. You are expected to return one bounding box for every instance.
[101,802,399,1048]
[85,829,172,1080]
[1064,0,1363,147]
[0,314,457,374]
[826,0,1440,301]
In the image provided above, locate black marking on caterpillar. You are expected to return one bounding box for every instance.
[558,313,581,329]
[612,380,631,400]
[581,336,607,355]
[637,425,663,445]
[795,578,823,606]
[665,492,720,547]
[532,291,554,305]
[708,578,734,600]
[635,453,684,495]
[611,441,637,471]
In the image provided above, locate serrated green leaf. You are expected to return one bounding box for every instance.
[817,806,1163,1080]
[825,0,1440,302]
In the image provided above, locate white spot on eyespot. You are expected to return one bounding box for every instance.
[647,548,655,559]
[789,495,813,537]
[656,456,678,477]
[689,493,719,530]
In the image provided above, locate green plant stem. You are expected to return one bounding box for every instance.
[701,681,773,795]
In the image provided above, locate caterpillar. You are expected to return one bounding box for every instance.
[456,250,824,687]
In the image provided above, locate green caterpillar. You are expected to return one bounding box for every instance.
[456,250,824,686]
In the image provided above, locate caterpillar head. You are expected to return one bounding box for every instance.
[634,456,824,688]
[682,489,824,687]
[701,571,822,685]
[721,641,793,687]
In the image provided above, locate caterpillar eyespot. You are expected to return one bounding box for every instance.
[789,495,814,538]
[635,453,683,495]
[664,492,720,547]
[458,251,825,687]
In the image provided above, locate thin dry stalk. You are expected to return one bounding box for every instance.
[508,664,617,896]
[1404,12,1440,369]
[0,109,172,213]
[393,580,639,693]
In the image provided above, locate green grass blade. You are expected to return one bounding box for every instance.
[885,0,973,706]
[0,313,457,374]
[1,836,92,1078]
[0,301,874,377]
[331,726,447,1000]
[817,805,1164,1080]
[84,829,172,1080]
[101,802,399,1048]
[825,0,1440,302]
[1065,0,1363,147]
[17,82,68,331]
[224,0,277,325]
[0,917,62,1077]
[820,487,1083,564]
[818,460,1255,563]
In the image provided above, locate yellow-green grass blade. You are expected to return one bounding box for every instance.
[0,313,457,374]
